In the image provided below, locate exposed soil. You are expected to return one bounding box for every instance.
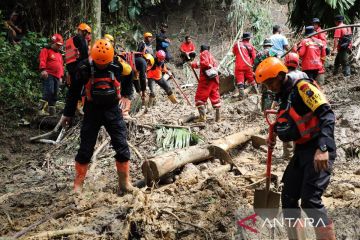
[1,1,360,240]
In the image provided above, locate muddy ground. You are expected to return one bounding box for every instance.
[1,1,360,239]
[1,69,360,240]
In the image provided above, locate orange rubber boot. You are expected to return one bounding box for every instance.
[74,162,89,193]
[115,161,134,195]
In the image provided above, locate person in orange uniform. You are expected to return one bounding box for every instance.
[312,18,328,85]
[147,50,178,106]
[333,15,352,77]
[232,32,257,99]
[180,35,196,63]
[60,39,134,195]
[65,23,91,86]
[256,57,336,240]
[298,26,326,80]
[38,34,64,115]
[191,45,221,122]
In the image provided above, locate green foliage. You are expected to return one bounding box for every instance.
[107,0,163,20]
[155,127,204,153]
[228,0,273,48]
[0,31,47,111]
[288,0,360,32]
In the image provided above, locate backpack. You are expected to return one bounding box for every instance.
[85,62,121,106]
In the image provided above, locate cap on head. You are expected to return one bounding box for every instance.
[78,23,92,33]
[91,39,114,65]
[263,38,273,47]
[305,26,315,36]
[51,33,64,45]
[312,18,320,23]
[335,15,344,21]
[242,32,251,40]
[255,57,288,84]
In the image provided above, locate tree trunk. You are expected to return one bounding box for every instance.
[92,0,101,40]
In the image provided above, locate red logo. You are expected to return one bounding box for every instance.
[237,213,258,233]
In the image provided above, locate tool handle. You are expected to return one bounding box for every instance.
[170,75,192,106]
[265,109,277,126]
[265,109,277,191]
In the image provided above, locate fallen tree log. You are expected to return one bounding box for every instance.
[142,127,261,184]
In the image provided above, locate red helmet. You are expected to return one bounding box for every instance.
[284,52,299,68]
[156,50,166,61]
[51,33,64,45]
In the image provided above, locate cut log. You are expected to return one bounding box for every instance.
[142,145,218,184]
[251,135,267,148]
[142,127,261,184]
[210,127,261,151]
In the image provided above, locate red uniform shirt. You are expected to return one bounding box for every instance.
[232,40,256,71]
[191,50,219,83]
[334,23,352,50]
[39,47,64,79]
[313,27,327,46]
[180,42,195,53]
[298,37,326,71]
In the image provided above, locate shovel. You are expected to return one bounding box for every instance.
[253,110,281,220]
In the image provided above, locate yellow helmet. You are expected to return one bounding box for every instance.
[104,34,114,43]
[78,23,91,33]
[117,57,132,76]
[144,32,153,38]
[143,53,154,67]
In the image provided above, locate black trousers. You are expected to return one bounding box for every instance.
[148,78,173,97]
[134,57,147,93]
[281,145,335,226]
[42,74,59,106]
[75,103,130,164]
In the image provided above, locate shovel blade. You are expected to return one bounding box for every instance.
[253,189,281,220]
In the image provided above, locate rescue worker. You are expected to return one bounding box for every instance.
[312,18,328,85]
[333,15,352,77]
[298,26,326,80]
[232,32,257,99]
[115,55,134,120]
[270,25,289,57]
[147,50,178,106]
[65,23,91,86]
[180,35,196,63]
[104,34,114,45]
[191,45,221,122]
[137,32,154,55]
[256,57,336,240]
[38,34,64,116]
[4,12,23,44]
[60,39,134,194]
[254,38,277,112]
[156,23,171,61]
[281,52,309,161]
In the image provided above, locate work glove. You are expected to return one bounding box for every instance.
[60,115,72,128]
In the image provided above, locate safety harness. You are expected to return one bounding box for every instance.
[85,62,121,105]
[276,79,320,144]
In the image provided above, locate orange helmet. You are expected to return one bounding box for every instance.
[78,23,92,33]
[91,39,114,65]
[144,32,153,38]
[284,52,300,68]
[255,57,288,84]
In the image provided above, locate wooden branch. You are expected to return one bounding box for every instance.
[13,204,76,239]
[30,118,62,142]
[28,227,86,239]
